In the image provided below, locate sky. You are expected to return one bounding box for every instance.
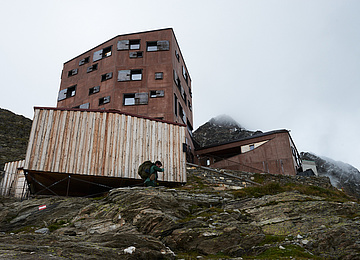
[0,0,359,170]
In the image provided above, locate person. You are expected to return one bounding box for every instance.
[144,161,164,187]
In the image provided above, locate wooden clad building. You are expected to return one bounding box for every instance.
[195,130,302,176]
[23,107,187,196]
[0,160,28,198]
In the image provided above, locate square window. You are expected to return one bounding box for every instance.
[101,72,113,82]
[146,41,158,52]
[99,96,110,106]
[103,46,112,57]
[131,69,142,81]
[93,46,112,62]
[68,68,78,77]
[129,39,140,50]
[79,57,90,66]
[89,86,100,95]
[150,90,164,98]
[124,94,135,106]
[155,72,163,80]
[87,63,98,73]
[250,144,255,150]
[124,93,148,105]
[129,51,143,58]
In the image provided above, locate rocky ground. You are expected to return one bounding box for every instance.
[0,165,359,259]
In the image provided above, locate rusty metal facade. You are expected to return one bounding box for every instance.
[24,108,187,183]
[0,160,27,198]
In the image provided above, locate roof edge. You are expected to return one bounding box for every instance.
[64,28,174,64]
[195,129,290,151]
[33,106,186,127]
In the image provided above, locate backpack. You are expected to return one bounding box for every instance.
[138,161,155,180]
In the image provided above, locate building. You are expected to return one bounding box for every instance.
[21,107,187,197]
[57,28,194,160]
[195,130,302,175]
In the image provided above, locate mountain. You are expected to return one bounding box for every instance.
[301,152,360,199]
[193,115,262,147]
[0,166,359,259]
[0,108,32,171]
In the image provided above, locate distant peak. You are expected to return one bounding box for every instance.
[209,115,242,128]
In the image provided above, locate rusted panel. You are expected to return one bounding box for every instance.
[0,160,26,197]
[24,108,187,183]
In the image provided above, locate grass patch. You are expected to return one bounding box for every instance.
[246,244,324,259]
[178,206,224,223]
[233,181,352,202]
[252,173,266,184]
[13,225,36,234]
[233,182,284,198]
[258,235,286,246]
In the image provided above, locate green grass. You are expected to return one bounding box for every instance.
[258,235,287,246]
[245,244,324,259]
[233,182,352,202]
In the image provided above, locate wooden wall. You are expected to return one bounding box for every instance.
[0,160,27,198]
[24,108,187,183]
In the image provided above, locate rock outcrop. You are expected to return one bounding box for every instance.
[0,108,32,171]
[0,166,359,259]
[301,152,360,199]
[193,115,261,148]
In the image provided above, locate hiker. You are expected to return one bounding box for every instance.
[144,161,164,187]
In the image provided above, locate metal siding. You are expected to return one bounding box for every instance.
[24,108,186,182]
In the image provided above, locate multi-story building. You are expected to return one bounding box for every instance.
[57,28,194,160]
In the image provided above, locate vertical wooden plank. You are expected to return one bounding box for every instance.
[104,113,113,177]
[46,110,60,172]
[32,110,47,171]
[54,110,68,173]
[116,114,126,177]
[98,112,107,176]
[24,109,40,170]
[67,111,81,173]
[60,110,75,173]
[123,116,132,179]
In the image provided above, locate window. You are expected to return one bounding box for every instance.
[58,85,76,101]
[87,63,98,73]
[189,86,192,98]
[68,68,78,77]
[123,93,148,105]
[74,103,90,109]
[99,96,111,106]
[117,69,142,81]
[146,40,169,51]
[175,50,180,61]
[174,94,178,116]
[129,51,143,58]
[117,39,140,50]
[188,100,192,111]
[101,72,113,82]
[182,66,188,84]
[89,86,100,95]
[150,90,164,98]
[155,72,163,80]
[173,70,181,89]
[179,103,186,123]
[79,57,90,66]
[93,46,112,62]
[130,39,140,50]
[250,144,255,150]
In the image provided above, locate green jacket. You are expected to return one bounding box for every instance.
[144,165,164,187]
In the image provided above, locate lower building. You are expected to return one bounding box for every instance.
[195,130,302,175]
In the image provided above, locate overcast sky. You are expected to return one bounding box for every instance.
[1,0,359,170]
